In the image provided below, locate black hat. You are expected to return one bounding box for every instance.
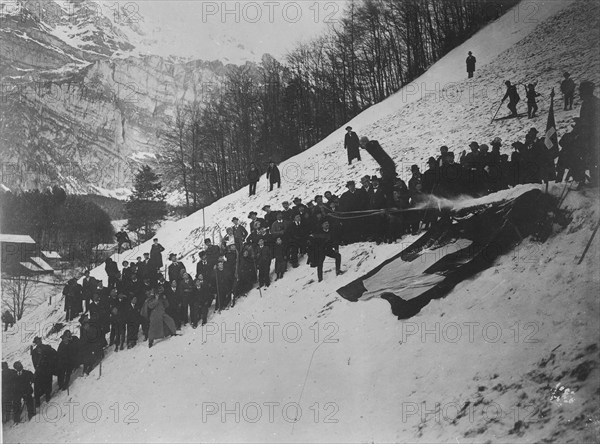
[282,201,289,206]
[346,180,355,187]
[232,217,239,222]
[410,164,420,172]
[33,336,41,344]
[371,176,380,182]
[469,141,479,148]
[427,156,437,165]
[293,197,302,203]
[169,253,177,259]
[262,205,271,211]
[345,126,352,131]
[248,211,257,217]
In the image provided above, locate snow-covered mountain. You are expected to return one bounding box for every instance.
[3,1,599,442]
[0,0,257,194]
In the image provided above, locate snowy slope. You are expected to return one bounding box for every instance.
[3,1,599,442]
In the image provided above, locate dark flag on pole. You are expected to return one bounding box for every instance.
[545,88,559,157]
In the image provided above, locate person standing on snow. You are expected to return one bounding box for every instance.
[560,72,576,110]
[266,160,281,191]
[344,126,361,165]
[466,51,476,78]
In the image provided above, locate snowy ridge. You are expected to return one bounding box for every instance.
[3,1,599,442]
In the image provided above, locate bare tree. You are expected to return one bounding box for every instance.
[2,276,35,320]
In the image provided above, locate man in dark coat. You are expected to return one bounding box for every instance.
[502,80,521,117]
[212,261,233,311]
[2,309,15,332]
[104,258,120,290]
[466,51,476,78]
[560,72,575,111]
[30,337,56,407]
[192,276,213,327]
[167,254,187,283]
[344,126,361,165]
[204,239,221,269]
[63,278,83,322]
[255,238,272,288]
[177,273,195,326]
[247,163,260,196]
[55,330,79,390]
[339,180,364,243]
[12,361,35,422]
[309,220,343,282]
[266,160,281,191]
[149,238,165,275]
[232,217,248,251]
[285,213,307,268]
[196,251,213,281]
[125,297,143,348]
[262,205,278,229]
[2,361,17,423]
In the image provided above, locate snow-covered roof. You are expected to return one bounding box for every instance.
[29,257,54,272]
[19,261,42,272]
[0,234,36,244]
[41,250,61,259]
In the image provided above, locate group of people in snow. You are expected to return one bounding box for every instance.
[3,62,598,426]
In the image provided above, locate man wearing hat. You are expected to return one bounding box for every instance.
[281,201,293,221]
[56,330,79,390]
[30,337,56,407]
[232,217,248,250]
[12,361,35,421]
[309,220,343,282]
[463,142,481,169]
[262,204,277,229]
[168,253,186,283]
[560,72,575,110]
[344,126,361,165]
[466,51,476,78]
[266,160,281,191]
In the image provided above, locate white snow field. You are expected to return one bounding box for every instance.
[3,1,599,442]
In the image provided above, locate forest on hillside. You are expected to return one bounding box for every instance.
[160,0,518,211]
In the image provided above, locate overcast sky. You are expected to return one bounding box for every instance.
[129,0,348,62]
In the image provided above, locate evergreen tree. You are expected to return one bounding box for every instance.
[126,165,167,242]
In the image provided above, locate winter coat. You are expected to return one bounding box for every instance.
[466,55,476,72]
[247,167,260,183]
[266,165,281,184]
[168,261,186,283]
[344,131,360,161]
[143,297,176,341]
[13,369,35,396]
[149,243,165,270]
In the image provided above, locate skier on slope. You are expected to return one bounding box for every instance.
[501,81,521,117]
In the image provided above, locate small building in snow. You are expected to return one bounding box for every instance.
[0,234,54,276]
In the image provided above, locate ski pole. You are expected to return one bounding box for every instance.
[578,220,600,265]
[491,100,503,122]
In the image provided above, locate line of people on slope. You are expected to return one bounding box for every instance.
[4,77,598,426]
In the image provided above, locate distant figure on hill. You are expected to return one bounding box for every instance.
[561,71,576,110]
[2,310,14,331]
[247,163,260,196]
[344,126,361,165]
[525,83,541,118]
[466,51,476,78]
[502,80,521,117]
[149,238,165,274]
[115,228,131,253]
[266,160,281,191]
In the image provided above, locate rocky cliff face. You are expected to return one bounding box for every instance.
[0,0,250,195]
